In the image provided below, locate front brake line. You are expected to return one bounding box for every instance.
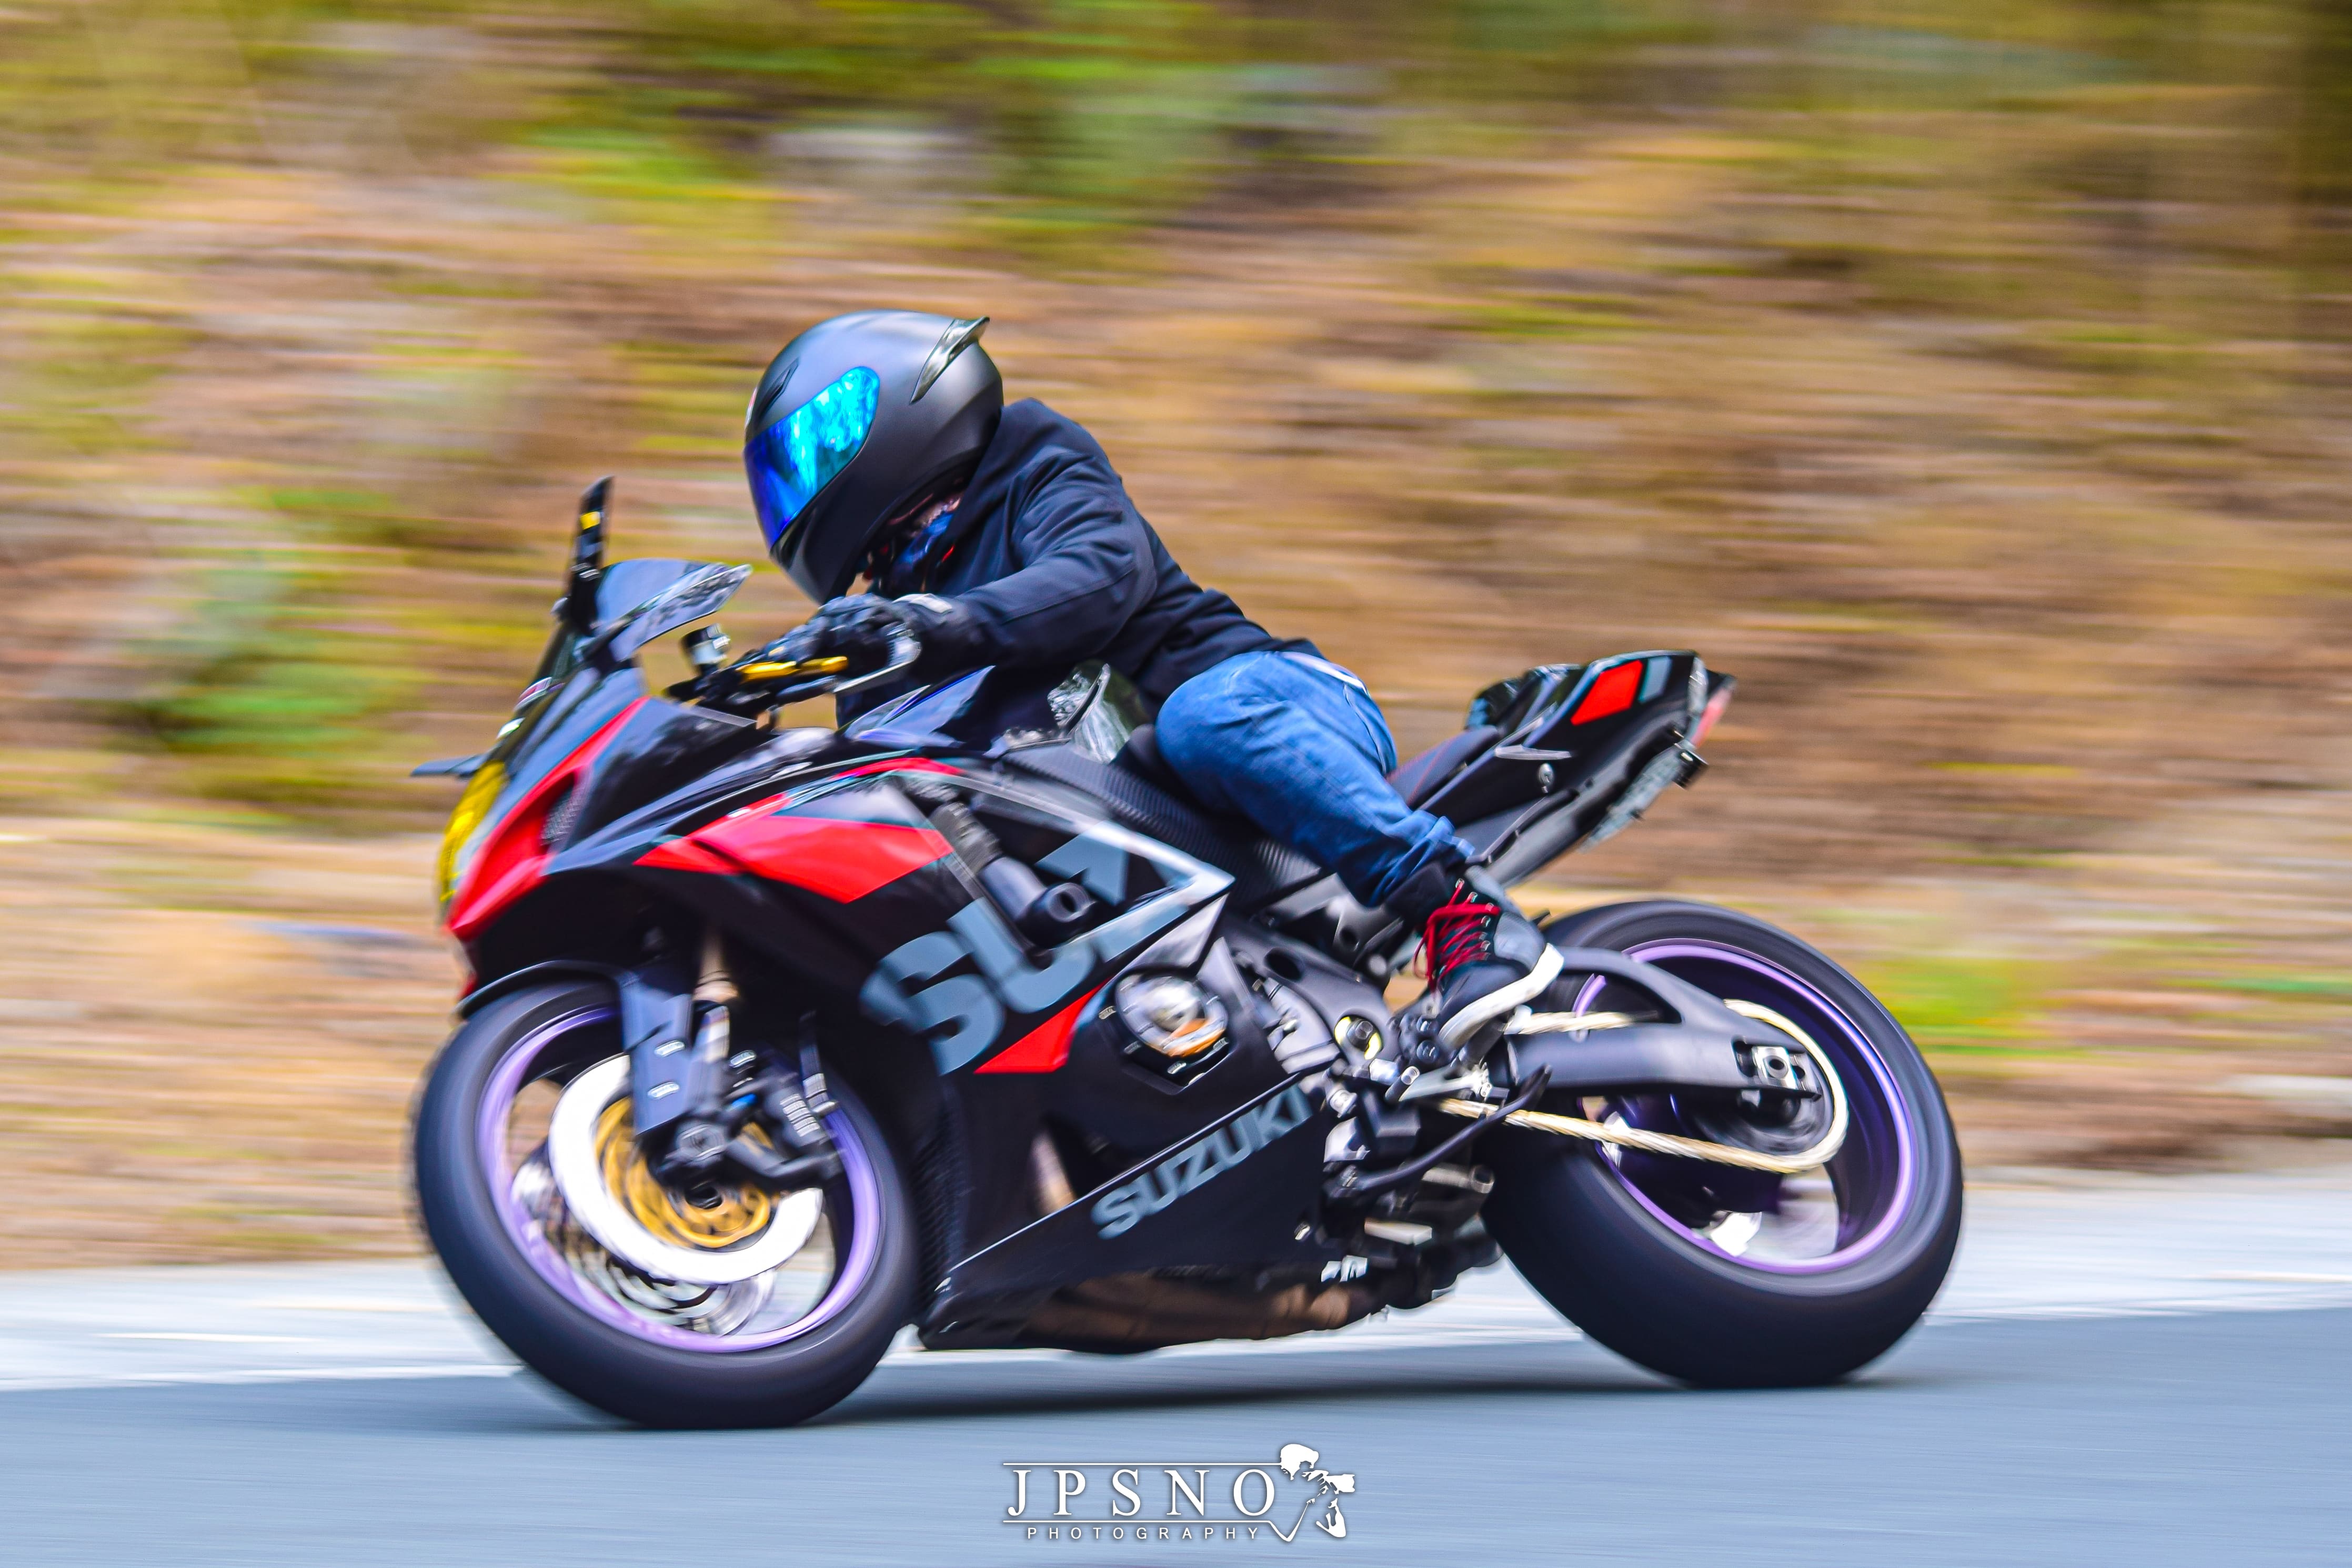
[1441,999,1850,1175]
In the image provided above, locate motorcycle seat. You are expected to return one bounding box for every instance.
[1115,722,1501,812]
[1112,723,1190,798]
[1386,725,1501,809]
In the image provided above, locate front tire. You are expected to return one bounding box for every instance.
[1485,901,1962,1388]
[413,980,919,1427]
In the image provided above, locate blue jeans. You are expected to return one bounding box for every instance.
[1155,650,1472,908]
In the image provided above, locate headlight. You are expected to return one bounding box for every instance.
[437,760,507,908]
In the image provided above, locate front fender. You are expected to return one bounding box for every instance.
[457,958,625,1019]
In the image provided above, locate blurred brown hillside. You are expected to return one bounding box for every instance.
[6,0,2352,1259]
[5,0,2352,842]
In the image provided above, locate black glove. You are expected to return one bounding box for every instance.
[684,600,897,710]
[690,596,980,711]
[784,592,981,676]
[780,594,917,673]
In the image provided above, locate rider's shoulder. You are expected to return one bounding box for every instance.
[965,400,1124,525]
[991,398,1111,464]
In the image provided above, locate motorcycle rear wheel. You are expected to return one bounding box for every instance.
[414,979,918,1427]
[1485,900,1962,1388]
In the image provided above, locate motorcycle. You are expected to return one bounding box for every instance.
[411,480,1962,1428]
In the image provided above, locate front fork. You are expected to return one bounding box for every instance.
[621,930,840,1193]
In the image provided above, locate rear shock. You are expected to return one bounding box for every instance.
[899,777,1095,942]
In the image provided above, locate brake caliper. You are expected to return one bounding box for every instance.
[654,1015,841,1191]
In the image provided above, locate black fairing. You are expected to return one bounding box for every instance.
[1044,957,1290,1152]
[932,1080,1334,1321]
[1006,742,1325,911]
[559,700,765,845]
[841,664,1059,750]
[1422,651,1698,822]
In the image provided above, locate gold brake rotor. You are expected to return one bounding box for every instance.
[592,1099,777,1251]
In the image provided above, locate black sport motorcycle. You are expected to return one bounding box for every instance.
[411,482,1961,1428]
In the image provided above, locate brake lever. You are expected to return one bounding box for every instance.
[671,654,850,709]
[675,629,919,711]
[737,655,851,683]
[826,628,923,697]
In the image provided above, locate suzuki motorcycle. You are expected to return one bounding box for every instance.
[411,482,1962,1428]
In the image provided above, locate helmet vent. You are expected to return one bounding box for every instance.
[911,317,988,404]
[746,357,799,433]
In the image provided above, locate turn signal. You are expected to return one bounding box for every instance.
[437,760,507,908]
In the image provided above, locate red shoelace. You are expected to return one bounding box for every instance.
[1420,899,1500,984]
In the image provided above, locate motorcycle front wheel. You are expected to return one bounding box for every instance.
[413,979,918,1427]
[1485,900,1962,1388]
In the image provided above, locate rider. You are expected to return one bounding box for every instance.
[739,309,1557,1058]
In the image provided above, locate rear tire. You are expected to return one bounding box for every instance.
[414,980,919,1427]
[1485,901,1961,1388]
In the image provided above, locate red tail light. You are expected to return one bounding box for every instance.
[1570,661,1643,725]
[1694,684,1733,748]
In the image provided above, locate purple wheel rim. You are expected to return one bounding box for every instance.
[1573,940,1916,1276]
[476,1007,883,1352]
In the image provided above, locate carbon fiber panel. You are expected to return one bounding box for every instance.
[1001,744,1322,910]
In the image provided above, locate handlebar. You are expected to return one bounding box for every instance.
[675,628,923,712]
[734,656,850,682]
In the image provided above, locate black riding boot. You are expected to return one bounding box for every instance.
[1385,862,1562,1062]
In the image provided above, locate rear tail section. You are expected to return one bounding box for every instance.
[1412,651,1731,882]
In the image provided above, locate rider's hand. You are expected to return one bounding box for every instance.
[780,594,919,673]
[783,592,982,676]
[690,595,977,710]
[688,609,900,710]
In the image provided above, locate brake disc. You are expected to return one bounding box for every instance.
[546,1056,822,1287]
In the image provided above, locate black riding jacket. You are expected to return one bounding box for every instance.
[877,399,1310,708]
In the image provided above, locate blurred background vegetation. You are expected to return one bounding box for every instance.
[7,0,2351,817]
[8,0,2352,1255]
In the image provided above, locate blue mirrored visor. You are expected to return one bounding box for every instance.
[744,366,880,552]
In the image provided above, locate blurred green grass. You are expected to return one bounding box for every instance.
[1861,953,2057,1056]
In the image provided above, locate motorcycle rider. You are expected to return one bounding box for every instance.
[738,309,1560,1058]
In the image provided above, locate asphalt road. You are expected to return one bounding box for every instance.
[6,1163,2351,1566]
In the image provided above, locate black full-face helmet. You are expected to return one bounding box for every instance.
[743,310,1003,602]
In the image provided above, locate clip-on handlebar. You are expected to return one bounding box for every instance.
[672,628,923,714]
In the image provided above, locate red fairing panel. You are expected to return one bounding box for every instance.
[681,811,952,903]
[447,700,645,944]
[636,838,740,876]
[973,987,1102,1074]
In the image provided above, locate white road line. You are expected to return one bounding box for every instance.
[101,1332,318,1344]
[0,1364,520,1394]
